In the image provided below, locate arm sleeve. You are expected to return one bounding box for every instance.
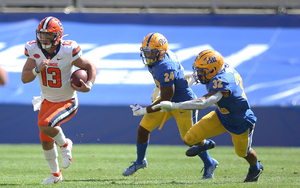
[179,91,223,110]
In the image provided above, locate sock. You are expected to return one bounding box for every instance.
[198,151,213,167]
[249,161,260,171]
[43,144,60,174]
[51,129,67,147]
[136,141,149,164]
[52,169,61,177]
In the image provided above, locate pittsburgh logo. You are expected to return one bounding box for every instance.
[204,57,217,64]
[158,39,167,46]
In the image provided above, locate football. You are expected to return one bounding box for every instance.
[70,69,88,87]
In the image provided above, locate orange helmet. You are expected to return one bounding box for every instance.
[193,50,224,84]
[36,16,63,49]
[140,33,168,67]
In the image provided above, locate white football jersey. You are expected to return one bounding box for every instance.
[25,40,82,102]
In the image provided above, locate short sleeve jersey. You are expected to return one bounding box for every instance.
[148,50,196,102]
[205,63,257,134]
[24,40,82,102]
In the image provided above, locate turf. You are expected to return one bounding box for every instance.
[0,144,299,187]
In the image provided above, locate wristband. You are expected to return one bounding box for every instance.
[86,81,93,89]
[32,67,40,76]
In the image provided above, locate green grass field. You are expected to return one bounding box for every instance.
[0,144,299,187]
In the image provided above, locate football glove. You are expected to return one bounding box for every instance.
[130,103,147,116]
[152,101,180,112]
[151,87,160,102]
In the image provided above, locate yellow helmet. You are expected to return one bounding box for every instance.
[193,50,224,84]
[140,33,168,67]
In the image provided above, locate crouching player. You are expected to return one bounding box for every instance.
[153,50,263,182]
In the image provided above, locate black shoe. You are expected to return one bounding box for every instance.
[244,161,264,182]
[186,139,215,157]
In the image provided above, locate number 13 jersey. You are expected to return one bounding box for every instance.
[24,40,82,102]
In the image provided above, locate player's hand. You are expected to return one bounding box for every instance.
[152,101,180,112]
[71,79,91,92]
[184,74,196,86]
[130,103,147,116]
[39,58,50,72]
[151,87,160,102]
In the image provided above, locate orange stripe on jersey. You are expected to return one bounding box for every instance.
[25,48,29,57]
[72,46,81,57]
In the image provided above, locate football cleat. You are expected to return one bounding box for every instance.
[186,139,216,157]
[122,159,148,176]
[60,138,73,169]
[244,161,264,182]
[42,170,62,184]
[201,158,219,179]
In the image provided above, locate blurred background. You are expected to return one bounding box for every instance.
[0,0,299,146]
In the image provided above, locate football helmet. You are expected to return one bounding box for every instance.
[36,16,63,50]
[140,33,168,67]
[193,50,224,84]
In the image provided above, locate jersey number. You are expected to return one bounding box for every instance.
[41,67,62,88]
[164,71,174,82]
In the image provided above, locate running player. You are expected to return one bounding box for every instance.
[21,16,97,184]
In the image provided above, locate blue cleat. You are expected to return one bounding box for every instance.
[244,161,264,182]
[122,159,148,176]
[201,158,219,179]
[186,139,216,157]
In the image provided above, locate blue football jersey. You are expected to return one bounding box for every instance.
[148,50,196,102]
[206,63,257,134]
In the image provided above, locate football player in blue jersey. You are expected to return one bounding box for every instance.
[153,50,263,182]
[123,33,218,179]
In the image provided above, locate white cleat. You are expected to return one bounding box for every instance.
[42,172,63,184]
[60,138,73,169]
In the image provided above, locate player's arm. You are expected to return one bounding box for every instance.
[147,84,174,113]
[130,84,174,116]
[178,90,223,110]
[0,66,7,85]
[152,90,225,112]
[71,56,97,92]
[22,58,49,83]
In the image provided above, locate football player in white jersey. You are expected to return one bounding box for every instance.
[21,16,97,184]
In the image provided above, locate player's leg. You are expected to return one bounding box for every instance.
[122,111,172,176]
[38,98,78,183]
[183,111,227,179]
[230,124,263,182]
[41,140,62,184]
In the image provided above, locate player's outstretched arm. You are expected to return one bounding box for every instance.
[153,90,223,111]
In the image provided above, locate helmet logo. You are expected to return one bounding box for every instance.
[57,21,63,31]
[158,38,167,46]
[204,57,217,65]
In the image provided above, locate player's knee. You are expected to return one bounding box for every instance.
[235,149,247,158]
[183,134,194,146]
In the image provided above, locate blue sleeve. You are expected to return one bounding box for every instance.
[207,75,231,92]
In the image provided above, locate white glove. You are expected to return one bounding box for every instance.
[152,101,180,112]
[130,104,147,116]
[151,87,160,102]
[184,73,196,86]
